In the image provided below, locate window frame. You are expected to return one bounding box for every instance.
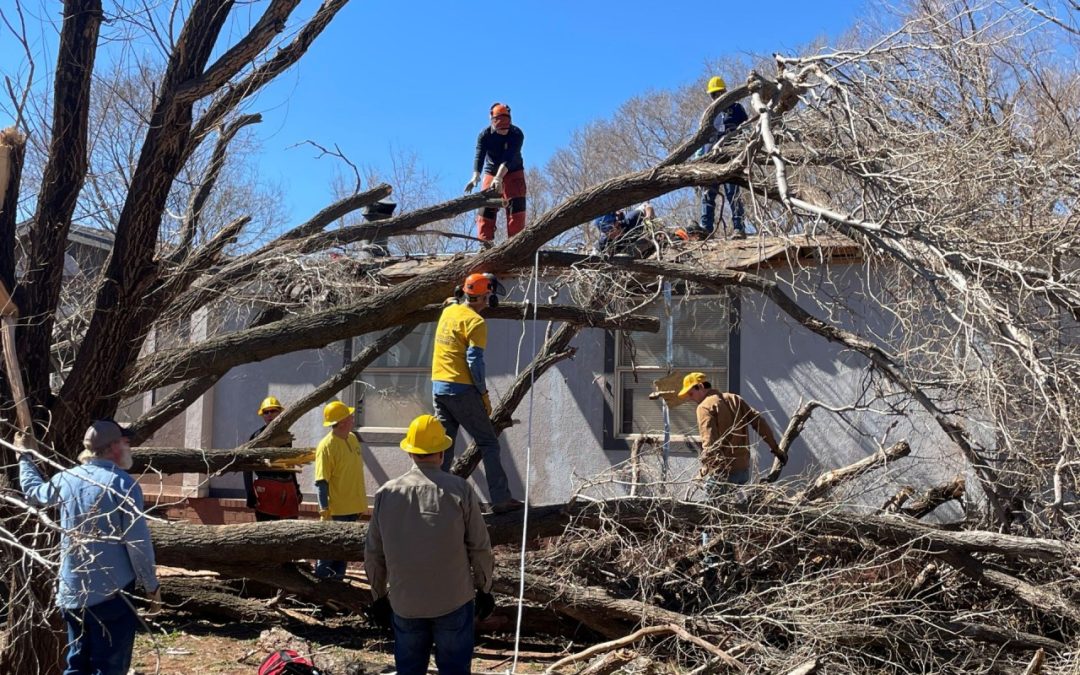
[351,324,437,434]
[612,293,732,444]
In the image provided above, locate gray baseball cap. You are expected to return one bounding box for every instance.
[83,419,131,451]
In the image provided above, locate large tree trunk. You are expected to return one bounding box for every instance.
[132,446,316,474]
[124,163,741,394]
[51,0,238,450]
[13,0,103,425]
[146,497,1073,574]
[3,1,103,669]
[0,128,26,297]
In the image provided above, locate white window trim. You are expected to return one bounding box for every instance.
[353,366,431,434]
[614,294,729,442]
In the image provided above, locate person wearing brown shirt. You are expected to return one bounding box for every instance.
[678,372,786,493]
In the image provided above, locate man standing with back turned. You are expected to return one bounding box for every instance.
[18,419,161,675]
[366,414,494,675]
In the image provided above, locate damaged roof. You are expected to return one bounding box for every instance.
[375,233,861,283]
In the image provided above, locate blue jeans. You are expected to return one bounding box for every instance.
[433,390,512,503]
[701,183,745,234]
[315,513,360,579]
[392,601,475,675]
[702,468,751,564]
[705,467,751,499]
[62,585,139,675]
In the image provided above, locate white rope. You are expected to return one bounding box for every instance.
[510,248,541,673]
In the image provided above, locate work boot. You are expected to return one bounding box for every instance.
[480,239,495,251]
[731,229,747,240]
[491,498,524,514]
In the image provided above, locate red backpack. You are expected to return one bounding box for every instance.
[258,649,323,675]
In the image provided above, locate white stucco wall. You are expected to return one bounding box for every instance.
[201,262,976,516]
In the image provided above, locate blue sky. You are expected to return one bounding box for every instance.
[1,0,869,224]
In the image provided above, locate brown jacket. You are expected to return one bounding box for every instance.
[695,389,780,476]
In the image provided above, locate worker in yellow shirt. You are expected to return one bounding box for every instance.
[314,400,367,579]
[431,273,522,513]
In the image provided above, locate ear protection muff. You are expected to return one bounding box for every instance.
[454,286,465,300]
[485,273,504,308]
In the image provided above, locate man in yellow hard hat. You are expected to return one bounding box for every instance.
[678,372,785,492]
[243,396,302,521]
[431,273,522,513]
[314,400,367,579]
[366,415,494,675]
[697,76,749,239]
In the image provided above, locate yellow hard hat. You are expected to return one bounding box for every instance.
[322,400,355,427]
[678,372,709,398]
[706,76,727,94]
[258,396,284,415]
[399,415,453,455]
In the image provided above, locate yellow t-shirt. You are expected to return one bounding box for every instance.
[314,431,367,515]
[431,303,487,385]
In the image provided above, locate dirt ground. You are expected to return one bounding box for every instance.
[132,617,561,674]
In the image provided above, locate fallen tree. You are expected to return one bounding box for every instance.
[3,2,1079,672]
[142,488,1080,671]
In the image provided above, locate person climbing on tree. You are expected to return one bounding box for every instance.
[465,103,526,247]
[697,76,750,239]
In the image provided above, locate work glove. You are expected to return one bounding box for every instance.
[464,172,480,193]
[481,392,493,417]
[476,590,495,620]
[368,596,393,629]
[14,431,36,458]
[489,176,503,193]
[763,449,788,483]
[319,509,332,522]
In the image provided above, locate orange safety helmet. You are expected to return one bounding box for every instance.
[463,272,496,296]
[490,102,512,130]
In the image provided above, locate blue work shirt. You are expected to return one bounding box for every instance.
[700,102,749,154]
[19,456,159,609]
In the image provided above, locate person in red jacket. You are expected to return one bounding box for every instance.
[465,103,526,246]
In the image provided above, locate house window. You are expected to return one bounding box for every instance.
[615,295,729,440]
[353,325,436,431]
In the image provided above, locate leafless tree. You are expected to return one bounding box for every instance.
[0,0,1078,671]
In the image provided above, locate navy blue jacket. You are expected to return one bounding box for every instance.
[702,102,748,152]
[473,125,525,175]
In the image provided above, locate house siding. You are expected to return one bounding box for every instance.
[201,261,973,513]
